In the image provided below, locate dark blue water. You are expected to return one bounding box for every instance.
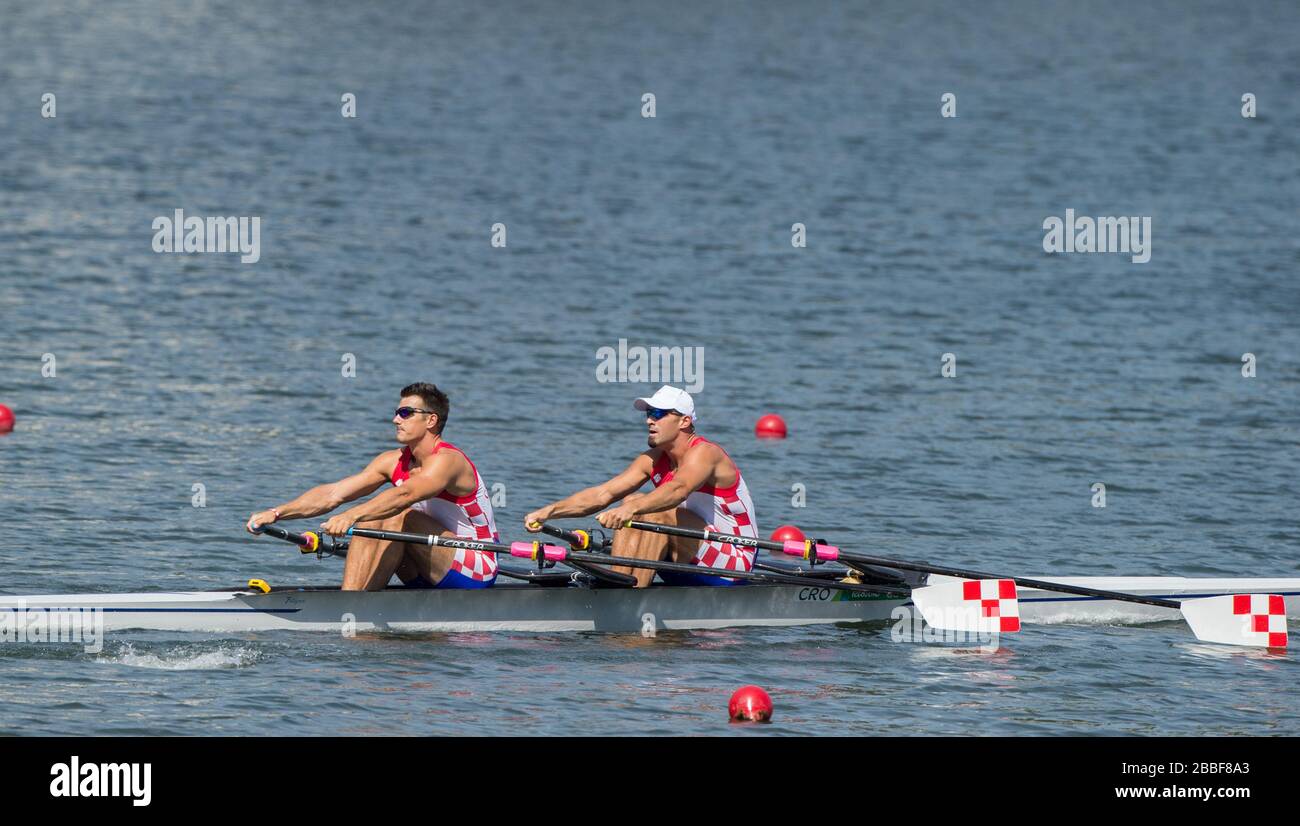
[1,0,1297,735]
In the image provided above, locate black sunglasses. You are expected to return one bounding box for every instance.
[394,406,435,419]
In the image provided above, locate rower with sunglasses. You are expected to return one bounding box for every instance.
[524,385,759,587]
[246,382,500,591]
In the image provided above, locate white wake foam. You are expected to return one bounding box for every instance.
[97,642,260,670]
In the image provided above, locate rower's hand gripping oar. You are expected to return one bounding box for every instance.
[619,520,1287,648]
[252,523,349,558]
[528,524,636,586]
[531,522,611,551]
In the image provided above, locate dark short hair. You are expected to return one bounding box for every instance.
[401,382,449,434]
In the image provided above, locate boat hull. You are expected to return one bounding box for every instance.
[2,577,1297,634]
[0,583,904,633]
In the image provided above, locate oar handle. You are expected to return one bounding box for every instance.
[256,523,313,548]
[557,547,906,595]
[535,523,609,551]
[255,524,348,558]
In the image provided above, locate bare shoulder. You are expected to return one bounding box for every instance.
[688,437,736,485]
[426,446,467,473]
[686,438,725,465]
[369,448,404,473]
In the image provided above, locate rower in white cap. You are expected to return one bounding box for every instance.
[524,385,759,587]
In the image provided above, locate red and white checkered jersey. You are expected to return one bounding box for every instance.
[650,436,759,572]
[390,440,499,581]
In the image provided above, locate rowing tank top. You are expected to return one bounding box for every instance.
[390,440,499,581]
[649,436,759,571]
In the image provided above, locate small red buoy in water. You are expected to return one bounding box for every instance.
[754,414,787,440]
[0,404,14,434]
[769,524,805,545]
[728,685,774,723]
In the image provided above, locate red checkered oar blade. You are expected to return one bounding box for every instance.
[1180,594,1288,648]
[911,579,1021,634]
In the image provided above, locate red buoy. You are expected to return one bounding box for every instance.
[754,414,787,440]
[0,404,13,434]
[729,685,774,723]
[769,525,805,545]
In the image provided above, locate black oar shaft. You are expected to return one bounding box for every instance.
[557,549,906,595]
[625,520,773,550]
[531,526,632,585]
[812,552,1182,610]
[349,527,511,553]
[621,519,1184,610]
[258,524,349,557]
[258,524,313,548]
[537,523,609,550]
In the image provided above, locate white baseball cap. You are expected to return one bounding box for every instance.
[633,385,697,423]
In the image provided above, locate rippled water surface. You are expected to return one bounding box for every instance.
[1,0,1298,735]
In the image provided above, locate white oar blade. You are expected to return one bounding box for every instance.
[1181,594,1288,648]
[911,579,1021,634]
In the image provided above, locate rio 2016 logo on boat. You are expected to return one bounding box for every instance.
[797,587,890,602]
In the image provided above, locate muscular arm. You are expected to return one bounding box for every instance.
[530,454,655,522]
[336,451,459,524]
[620,443,716,516]
[268,452,396,520]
